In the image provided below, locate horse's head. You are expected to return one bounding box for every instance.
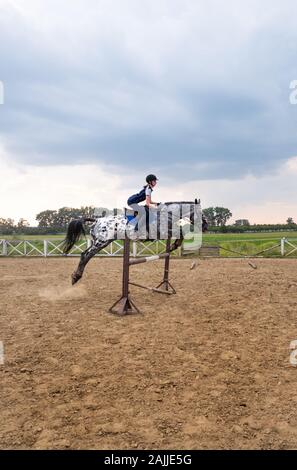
[164,199,207,235]
[191,199,206,232]
[202,215,208,232]
[194,198,208,232]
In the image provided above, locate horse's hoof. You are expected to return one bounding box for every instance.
[71,273,81,285]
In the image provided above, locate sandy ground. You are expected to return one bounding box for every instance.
[1,257,297,450]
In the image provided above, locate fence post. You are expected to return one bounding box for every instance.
[281,237,286,256]
[44,240,48,257]
[3,240,7,256]
[132,241,137,258]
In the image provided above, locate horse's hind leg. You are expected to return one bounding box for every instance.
[72,240,111,285]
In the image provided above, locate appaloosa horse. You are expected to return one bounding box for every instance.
[63,200,207,284]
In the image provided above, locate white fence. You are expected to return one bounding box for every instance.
[0,239,181,258]
[280,237,297,256]
[1,237,297,258]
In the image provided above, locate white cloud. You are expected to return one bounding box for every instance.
[1,142,296,225]
[0,143,125,224]
[172,158,297,224]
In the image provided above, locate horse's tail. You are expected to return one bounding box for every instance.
[62,217,96,254]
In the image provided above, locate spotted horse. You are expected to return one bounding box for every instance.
[63,200,208,285]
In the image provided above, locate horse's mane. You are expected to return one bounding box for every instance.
[163,199,200,205]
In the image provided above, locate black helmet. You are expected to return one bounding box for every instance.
[146,174,158,183]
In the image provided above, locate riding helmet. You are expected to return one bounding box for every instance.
[146,174,158,183]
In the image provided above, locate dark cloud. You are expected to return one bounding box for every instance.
[1,0,297,181]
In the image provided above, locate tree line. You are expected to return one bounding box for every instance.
[0,207,112,235]
[0,205,296,235]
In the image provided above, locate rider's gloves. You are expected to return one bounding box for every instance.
[157,203,168,212]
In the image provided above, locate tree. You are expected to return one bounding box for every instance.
[54,207,77,228]
[203,207,232,226]
[0,218,15,228]
[214,207,232,226]
[94,206,114,217]
[53,206,98,228]
[0,218,15,235]
[287,217,295,225]
[235,219,250,226]
[81,206,97,218]
[36,206,98,229]
[17,218,30,228]
[203,207,217,226]
[36,210,57,228]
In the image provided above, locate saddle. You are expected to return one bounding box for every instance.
[125,208,138,223]
[125,207,157,241]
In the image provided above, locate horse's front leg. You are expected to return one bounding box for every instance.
[169,236,184,253]
[72,240,111,285]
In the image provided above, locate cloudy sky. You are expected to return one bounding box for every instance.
[1,0,297,224]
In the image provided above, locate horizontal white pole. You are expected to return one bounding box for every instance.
[145,255,160,262]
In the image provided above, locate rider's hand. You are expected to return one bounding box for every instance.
[158,203,167,211]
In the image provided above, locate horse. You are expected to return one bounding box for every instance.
[63,200,208,284]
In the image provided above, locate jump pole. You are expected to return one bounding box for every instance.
[109,234,140,316]
[109,235,176,315]
[155,238,176,294]
[128,281,174,295]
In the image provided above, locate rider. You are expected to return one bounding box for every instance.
[127,174,159,234]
